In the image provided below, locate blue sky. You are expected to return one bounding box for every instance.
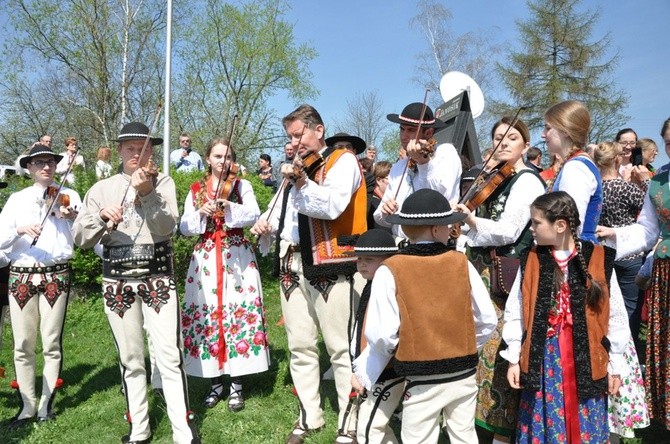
[271,0,669,165]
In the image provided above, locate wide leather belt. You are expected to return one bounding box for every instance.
[102,241,173,278]
[10,263,70,274]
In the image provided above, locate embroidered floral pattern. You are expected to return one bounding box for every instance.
[10,277,37,310]
[279,251,299,301]
[308,275,337,302]
[607,338,649,437]
[137,277,174,313]
[181,299,267,361]
[38,273,67,308]
[104,281,135,318]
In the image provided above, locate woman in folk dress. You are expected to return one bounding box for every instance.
[180,138,269,412]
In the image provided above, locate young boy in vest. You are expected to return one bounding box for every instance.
[351,189,496,444]
[350,229,402,443]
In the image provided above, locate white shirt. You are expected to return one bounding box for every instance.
[56,152,85,184]
[179,179,260,235]
[352,257,497,390]
[257,147,362,254]
[170,149,204,172]
[0,183,81,266]
[465,168,545,248]
[501,250,629,376]
[555,158,599,234]
[373,142,462,238]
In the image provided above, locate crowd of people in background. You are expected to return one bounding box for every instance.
[1,100,670,444]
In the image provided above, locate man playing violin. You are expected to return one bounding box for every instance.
[0,144,81,428]
[374,102,462,239]
[73,122,199,444]
[251,104,367,444]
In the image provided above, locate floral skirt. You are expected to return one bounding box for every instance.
[516,335,608,443]
[608,337,649,437]
[645,257,670,428]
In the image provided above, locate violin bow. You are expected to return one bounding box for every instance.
[113,102,163,230]
[393,89,430,201]
[30,145,81,247]
[213,114,239,202]
[265,125,306,221]
[458,106,527,206]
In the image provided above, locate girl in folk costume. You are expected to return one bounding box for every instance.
[454,116,545,443]
[502,191,628,442]
[179,138,269,412]
[543,100,648,439]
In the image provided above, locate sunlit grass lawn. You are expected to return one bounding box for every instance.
[0,256,344,443]
[1,254,669,443]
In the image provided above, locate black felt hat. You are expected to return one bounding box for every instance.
[114,122,163,145]
[19,144,63,168]
[325,132,367,154]
[386,189,466,226]
[386,102,446,129]
[354,229,398,256]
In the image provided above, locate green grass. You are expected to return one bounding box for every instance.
[1,253,670,442]
[0,255,343,443]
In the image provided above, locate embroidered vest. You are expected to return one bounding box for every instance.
[519,242,614,399]
[384,250,478,376]
[472,169,543,260]
[298,149,368,279]
[647,170,670,258]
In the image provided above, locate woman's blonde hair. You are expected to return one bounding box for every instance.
[544,100,590,149]
[592,141,621,169]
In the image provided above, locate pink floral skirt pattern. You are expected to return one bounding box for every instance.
[181,238,269,378]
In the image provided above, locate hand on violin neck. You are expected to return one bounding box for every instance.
[131,167,155,197]
[406,139,431,165]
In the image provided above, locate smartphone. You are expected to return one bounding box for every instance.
[631,147,644,166]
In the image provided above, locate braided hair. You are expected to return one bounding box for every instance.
[531,191,603,309]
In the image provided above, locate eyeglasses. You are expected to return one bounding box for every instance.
[619,140,636,147]
[31,159,56,168]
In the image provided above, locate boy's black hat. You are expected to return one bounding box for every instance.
[114,122,163,146]
[325,132,367,154]
[354,229,398,256]
[19,144,63,168]
[386,102,446,129]
[386,189,466,226]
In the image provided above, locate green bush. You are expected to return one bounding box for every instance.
[2,166,276,296]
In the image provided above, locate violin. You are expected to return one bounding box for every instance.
[212,114,239,218]
[291,151,325,181]
[394,89,431,201]
[407,137,437,170]
[459,161,516,212]
[212,161,240,219]
[45,185,71,208]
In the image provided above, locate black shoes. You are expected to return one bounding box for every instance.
[121,434,151,444]
[227,387,245,412]
[7,416,33,429]
[202,382,224,408]
[37,411,57,422]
